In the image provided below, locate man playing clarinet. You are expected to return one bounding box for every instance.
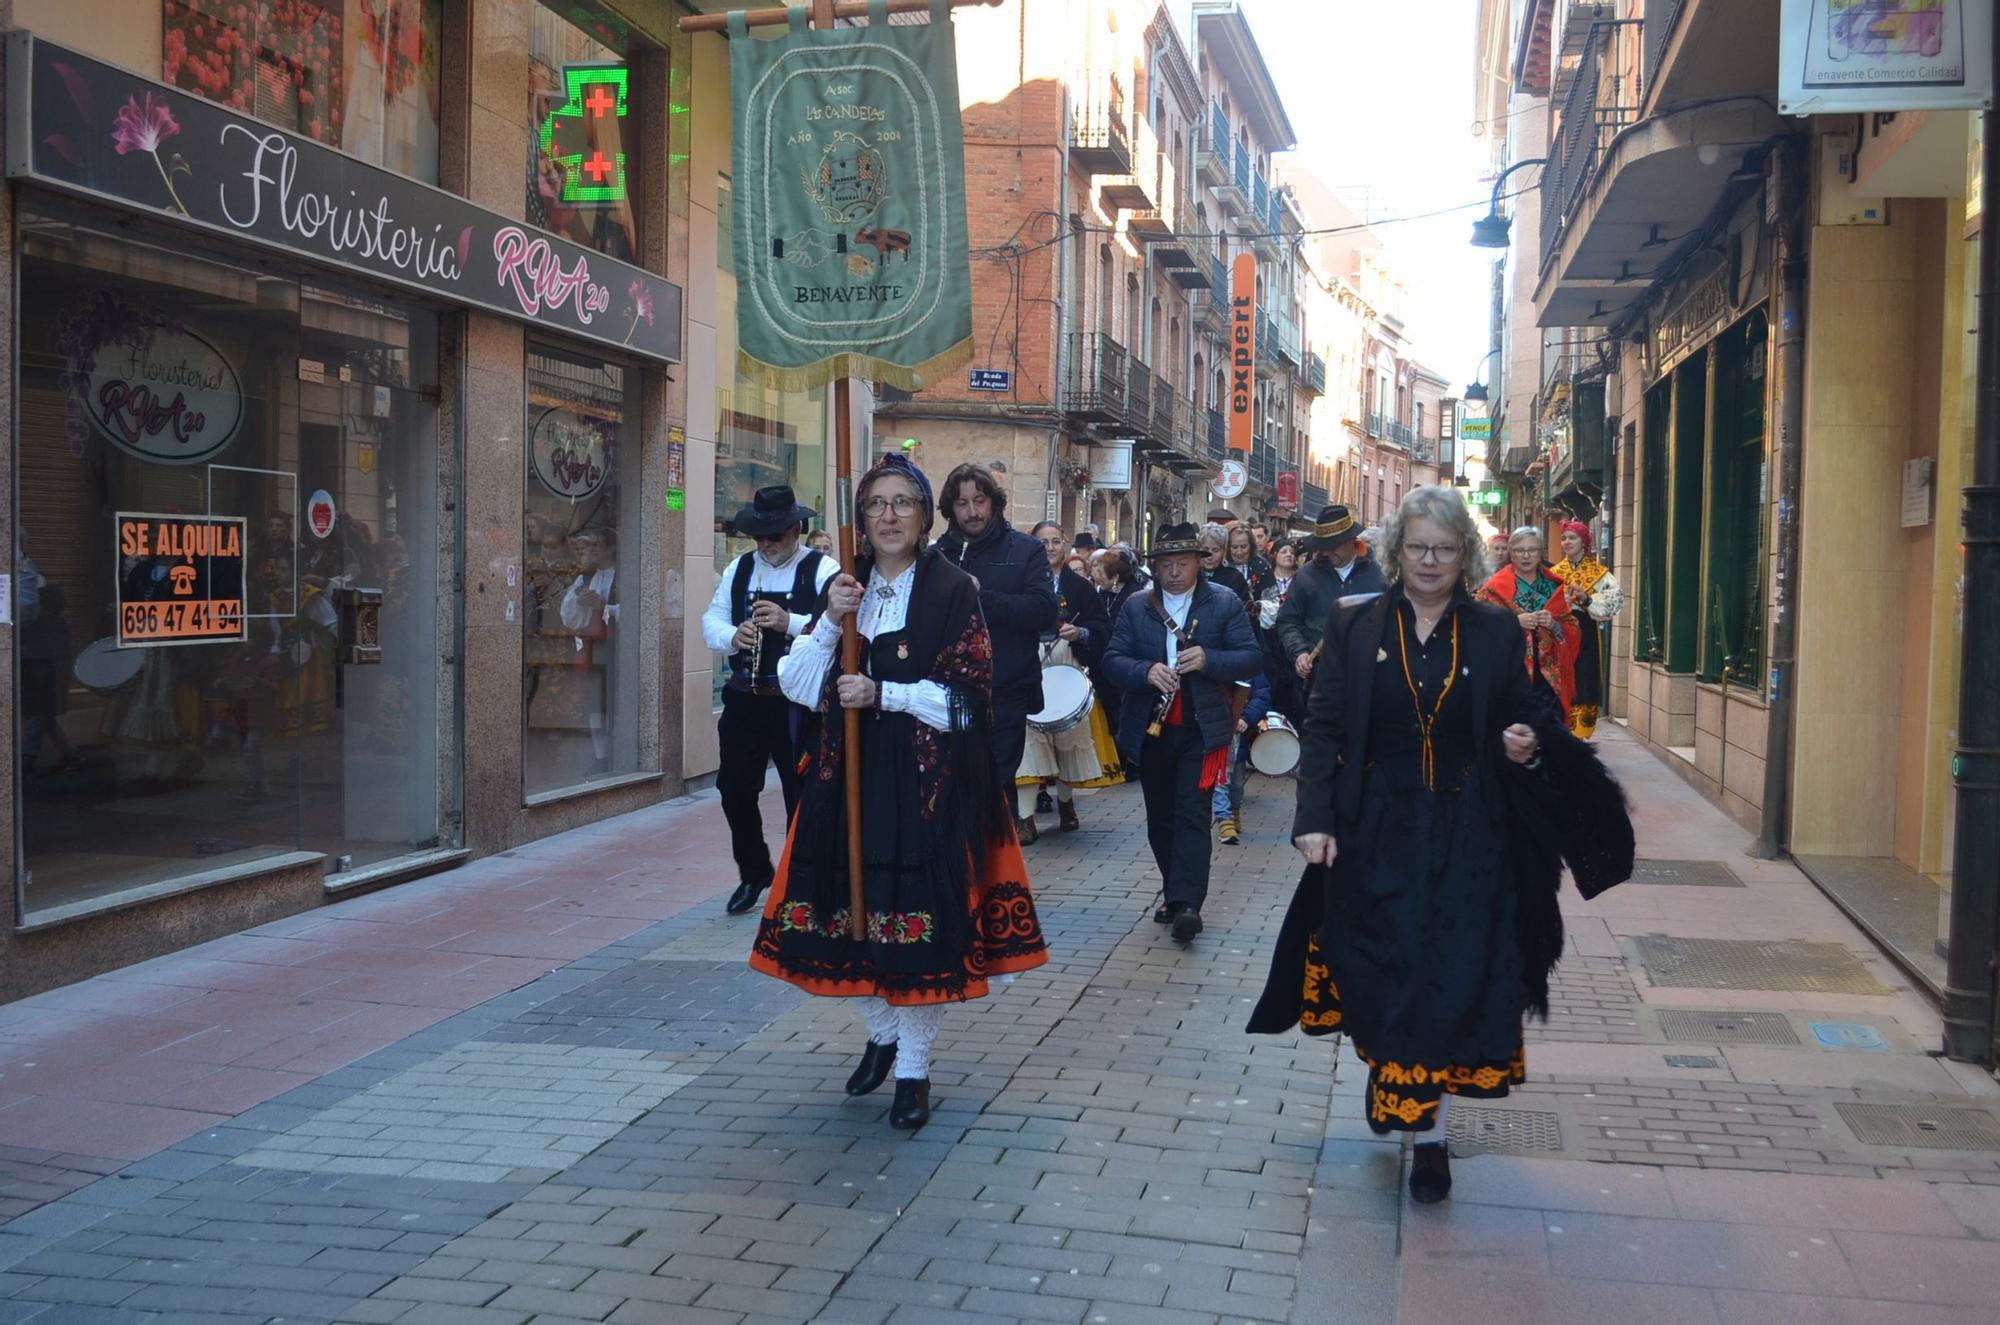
[702,485,838,915]
[1101,521,1262,945]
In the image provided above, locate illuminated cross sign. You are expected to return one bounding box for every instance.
[540,63,631,205]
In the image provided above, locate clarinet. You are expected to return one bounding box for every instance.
[1146,614,1199,737]
[746,591,774,686]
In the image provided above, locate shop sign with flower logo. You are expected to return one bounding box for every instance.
[530,408,613,503]
[9,34,681,363]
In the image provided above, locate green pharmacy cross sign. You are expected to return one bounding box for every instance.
[540,63,631,204]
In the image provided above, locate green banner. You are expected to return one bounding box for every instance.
[727,0,973,391]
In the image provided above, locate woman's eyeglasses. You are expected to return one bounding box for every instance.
[1403,542,1464,564]
[861,495,922,517]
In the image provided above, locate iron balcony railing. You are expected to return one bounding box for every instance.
[1257,309,1278,366]
[1126,359,1154,434]
[1277,320,1301,365]
[1232,147,1251,196]
[1302,480,1328,513]
[1365,410,1385,438]
[1206,408,1225,460]
[1542,19,1644,269]
[1152,377,1183,455]
[1414,439,1436,465]
[1253,173,1269,224]
[1388,420,1413,447]
[1251,438,1275,487]
[1644,0,1687,89]
[1304,351,1327,393]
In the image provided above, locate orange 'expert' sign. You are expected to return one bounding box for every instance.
[1228,253,1256,455]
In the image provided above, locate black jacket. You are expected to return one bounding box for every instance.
[1273,554,1388,665]
[1052,564,1111,666]
[1206,563,1252,606]
[1101,579,1262,761]
[937,517,1059,716]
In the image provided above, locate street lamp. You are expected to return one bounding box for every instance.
[1470,157,1548,249]
[1464,348,1500,402]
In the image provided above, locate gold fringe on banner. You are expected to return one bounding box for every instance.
[736,336,974,396]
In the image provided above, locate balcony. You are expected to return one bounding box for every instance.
[1250,438,1275,488]
[1365,410,1385,439]
[1070,83,1131,175]
[1126,358,1154,435]
[1277,319,1301,366]
[1304,351,1327,394]
[1195,103,1231,189]
[1387,420,1413,448]
[1064,332,1135,423]
[1533,1,1783,327]
[1257,309,1278,367]
[1302,479,1328,513]
[1193,253,1230,334]
[1251,174,1281,258]
[1205,408,1225,461]
[1216,144,1250,215]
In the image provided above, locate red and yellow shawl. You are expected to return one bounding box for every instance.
[1478,564,1582,711]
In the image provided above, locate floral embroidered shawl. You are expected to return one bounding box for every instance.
[1478,564,1581,711]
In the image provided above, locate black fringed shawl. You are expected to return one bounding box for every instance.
[788,549,1013,900]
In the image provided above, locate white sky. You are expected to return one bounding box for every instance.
[1245,0,1498,386]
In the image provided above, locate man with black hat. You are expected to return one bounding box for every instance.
[935,463,1059,842]
[701,485,838,914]
[1101,522,1262,944]
[1275,503,1387,689]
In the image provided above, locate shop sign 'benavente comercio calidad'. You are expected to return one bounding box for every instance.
[6,34,682,364]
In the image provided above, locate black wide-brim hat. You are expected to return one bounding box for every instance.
[1147,521,1204,559]
[1303,504,1359,551]
[733,484,816,537]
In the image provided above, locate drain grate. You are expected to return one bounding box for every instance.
[1657,1008,1801,1046]
[1663,1054,1720,1068]
[1631,859,1746,887]
[1448,1107,1562,1153]
[1634,936,1891,995]
[1836,1103,2000,1152]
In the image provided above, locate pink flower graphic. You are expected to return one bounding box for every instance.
[111,92,190,216]
[112,91,178,156]
[624,278,656,344]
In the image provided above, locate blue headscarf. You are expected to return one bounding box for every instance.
[857,452,935,535]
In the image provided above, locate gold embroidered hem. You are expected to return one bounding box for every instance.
[1358,1048,1527,1132]
[1299,937,1343,1036]
[1569,702,1599,739]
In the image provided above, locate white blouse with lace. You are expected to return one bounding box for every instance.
[776,563,960,731]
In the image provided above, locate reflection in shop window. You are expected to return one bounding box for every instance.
[710,180,828,715]
[13,209,445,922]
[529,2,641,264]
[523,346,641,795]
[162,0,443,183]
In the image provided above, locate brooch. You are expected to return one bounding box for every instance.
[896,641,910,659]
[1376,648,1388,663]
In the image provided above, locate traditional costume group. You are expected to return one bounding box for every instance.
[747,456,1049,1131]
[1014,537,1122,832]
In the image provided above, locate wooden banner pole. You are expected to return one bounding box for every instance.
[677,0,1000,34]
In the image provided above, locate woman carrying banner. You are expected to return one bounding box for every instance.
[751,454,1049,1133]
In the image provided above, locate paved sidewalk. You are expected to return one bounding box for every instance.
[0,727,1996,1324]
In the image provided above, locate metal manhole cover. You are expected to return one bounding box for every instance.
[1634,936,1890,994]
[1657,1008,1801,1046]
[1447,1107,1562,1153]
[1663,1054,1720,1068]
[1835,1103,2000,1151]
[1631,859,1746,887]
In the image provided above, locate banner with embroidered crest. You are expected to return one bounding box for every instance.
[725,0,973,391]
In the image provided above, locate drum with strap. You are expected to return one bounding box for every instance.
[1248,712,1301,776]
[72,637,144,695]
[1028,663,1094,734]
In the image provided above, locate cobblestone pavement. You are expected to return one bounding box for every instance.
[3,727,2000,1323]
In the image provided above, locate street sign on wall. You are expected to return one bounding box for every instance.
[1779,0,1994,115]
[1228,254,1256,455]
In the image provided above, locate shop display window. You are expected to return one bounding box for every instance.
[523,344,642,796]
[13,206,447,922]
[529,2,641,264]
[162,0,443,184]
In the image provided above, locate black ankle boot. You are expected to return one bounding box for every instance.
[1409,1142,1452,1204]
[846,1041,896,1096]
[889,1078,930,1131]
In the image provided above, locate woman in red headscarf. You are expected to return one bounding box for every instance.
[1478,526,1582,714]
[1550,521,1625,738]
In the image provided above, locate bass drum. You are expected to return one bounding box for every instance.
[72,637,145,695]
[1248,712,1301,776]
[1028,663,1094,734]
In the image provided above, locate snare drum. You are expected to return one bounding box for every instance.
[1028,663,1095,733]
[1248,712,1301,776]
[72,637,144,695]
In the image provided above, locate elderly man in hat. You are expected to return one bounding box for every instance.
[701,485,839,914]
[1275,503,1388,689]
[1101,522,1263,944]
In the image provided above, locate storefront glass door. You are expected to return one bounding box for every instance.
[13,208,450,920]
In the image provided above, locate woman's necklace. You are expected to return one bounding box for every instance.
[1397,609,1460,791]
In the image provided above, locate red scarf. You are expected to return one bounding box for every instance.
[1479,565,1582,711]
